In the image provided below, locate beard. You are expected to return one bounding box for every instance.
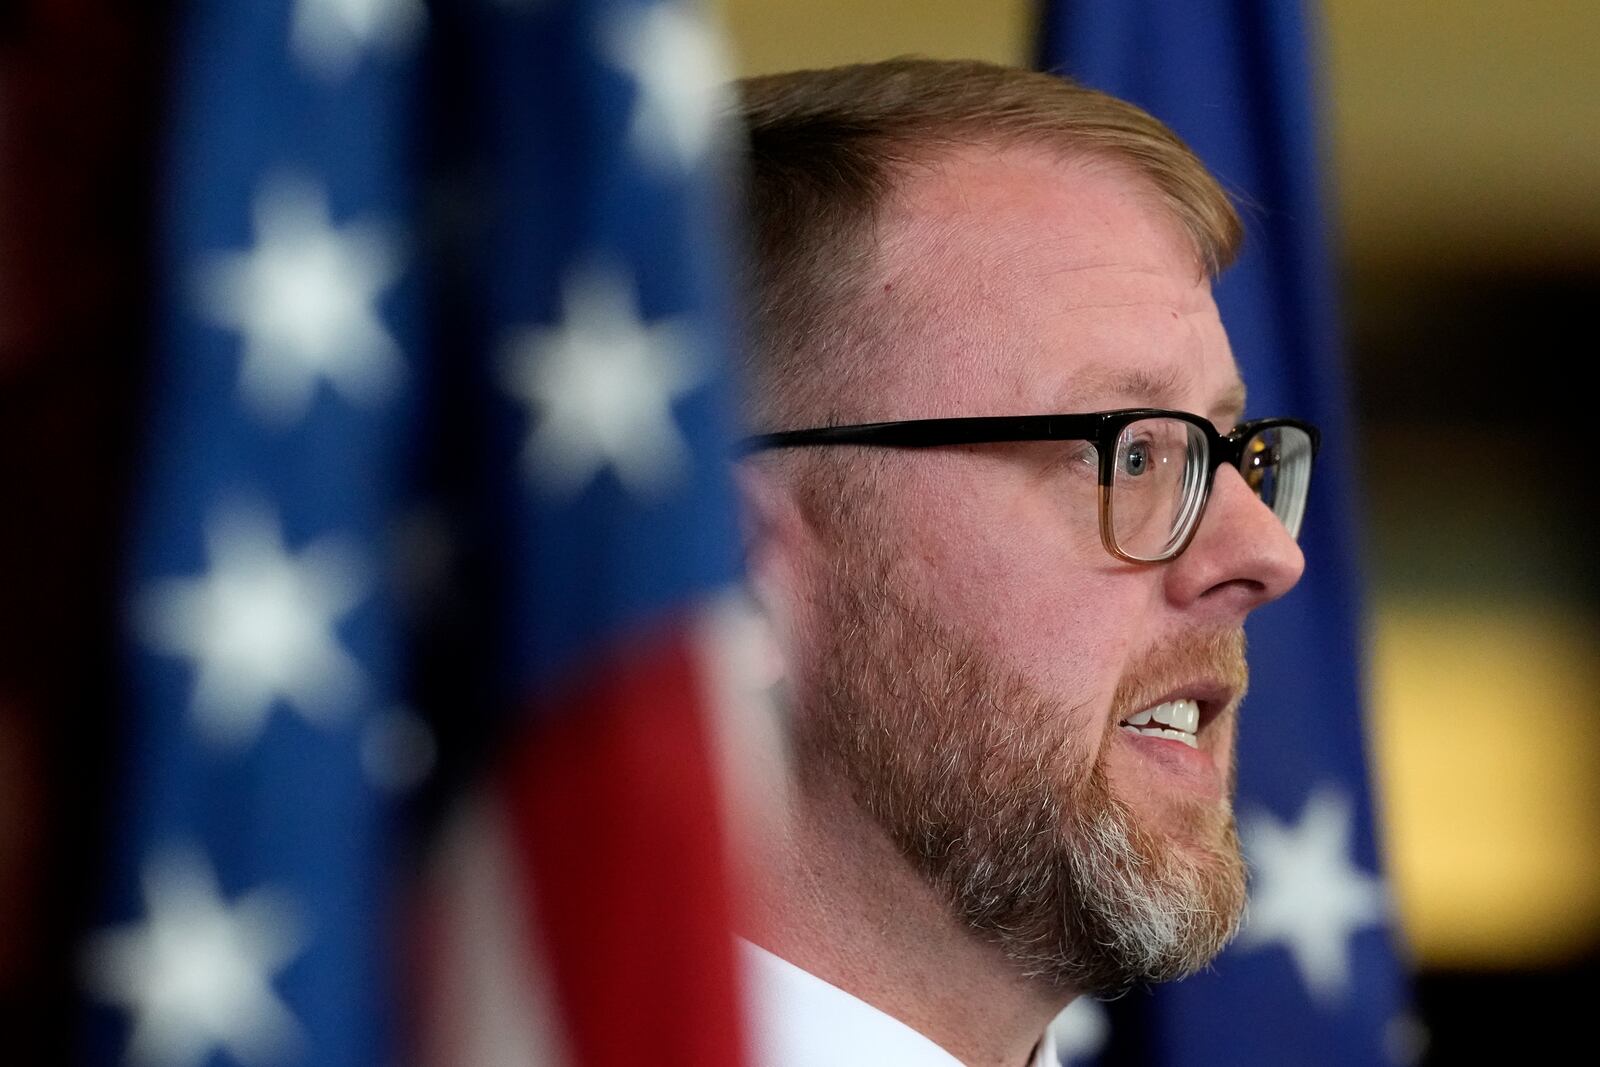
[794,536,1249,998]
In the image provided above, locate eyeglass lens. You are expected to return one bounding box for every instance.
[1109,417,1209,561]
[1241,424,1314,539]
[1107,418,1313,561]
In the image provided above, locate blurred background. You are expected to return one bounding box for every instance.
[3,0,1597,1063]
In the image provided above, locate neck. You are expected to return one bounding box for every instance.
[744,769,1072,1067]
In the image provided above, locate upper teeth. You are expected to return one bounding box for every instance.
[1121,698,1200,748]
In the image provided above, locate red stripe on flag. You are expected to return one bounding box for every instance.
[501,625,746,1066]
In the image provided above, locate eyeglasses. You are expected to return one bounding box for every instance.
[739,409,1320,564]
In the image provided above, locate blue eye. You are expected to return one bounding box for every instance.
[1120,440,1151,477]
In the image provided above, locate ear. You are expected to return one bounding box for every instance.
[732,459,813,621]
[730,459,820,740]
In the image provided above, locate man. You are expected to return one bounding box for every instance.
[730,59,1317,1067]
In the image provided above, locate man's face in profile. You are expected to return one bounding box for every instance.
[788,144,1306,995]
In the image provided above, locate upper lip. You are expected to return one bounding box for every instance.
[1119,682,1240,733]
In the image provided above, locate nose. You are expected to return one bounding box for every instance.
[1163,464,1306,619]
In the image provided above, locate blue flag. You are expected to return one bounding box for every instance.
[82,2,750,1065]
[1038,3,1413,1064]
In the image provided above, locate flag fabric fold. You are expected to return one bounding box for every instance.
[1038,2,1413,1064]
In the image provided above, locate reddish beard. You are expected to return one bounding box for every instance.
[794,541,1249,996]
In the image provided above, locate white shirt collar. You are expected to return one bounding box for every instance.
[742,941,1058,1067]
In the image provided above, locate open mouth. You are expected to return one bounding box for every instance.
[1118,698,1206,749]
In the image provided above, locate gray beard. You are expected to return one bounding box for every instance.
[795,542,1248,997]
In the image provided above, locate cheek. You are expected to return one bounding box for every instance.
[1012,574,1144,718]
[893,463,1152,706]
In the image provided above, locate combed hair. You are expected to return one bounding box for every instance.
[735,58,1242,432]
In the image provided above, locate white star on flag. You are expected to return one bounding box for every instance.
[499,265,705,496]
[602,1,732,170]
[136,501,369,747]
[290,0,426,80]
[195,175,404,423]
[1236,784,1388,1004]
[83,849,307,1067]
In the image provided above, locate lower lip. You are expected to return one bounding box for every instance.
[1113,728,1223,797]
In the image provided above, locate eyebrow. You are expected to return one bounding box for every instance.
[1061,366,1248,425]
[1065,365,1188,409]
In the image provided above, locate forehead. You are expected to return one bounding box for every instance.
[861,143,1244,423]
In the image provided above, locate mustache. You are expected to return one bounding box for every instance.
[1106,629,1249,725]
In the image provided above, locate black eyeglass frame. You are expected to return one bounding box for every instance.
[738,408,1321,564]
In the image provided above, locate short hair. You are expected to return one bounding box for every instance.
[734,58,1242,432]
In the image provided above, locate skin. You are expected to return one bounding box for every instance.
[741,143,1306,1067]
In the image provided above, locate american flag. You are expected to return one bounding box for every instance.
[81,2,753,1065]
[1037,2,1415,1064]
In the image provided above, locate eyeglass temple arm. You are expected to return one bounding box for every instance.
[737,414,1106,454]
